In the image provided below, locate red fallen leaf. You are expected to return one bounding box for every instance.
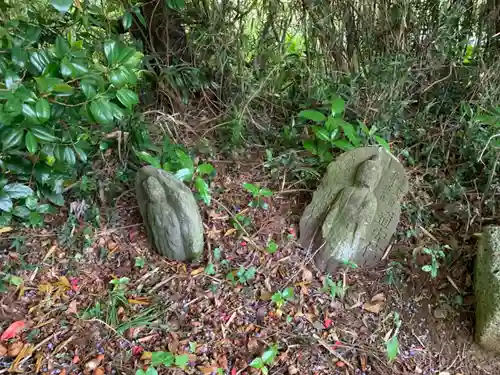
[132,346,143,356]
[323,318,333,328]
[240,241,247,247]
[69,278,79,292]
[231,368,237,375]
[1,320,25,341]
[331,340,342,350]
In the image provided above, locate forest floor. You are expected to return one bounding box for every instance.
[1,122,500,375]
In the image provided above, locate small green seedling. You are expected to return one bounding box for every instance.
[226,265,256,286]
[232,213,252,231]
[421,246,448,278]
[137,351,189,375]
[265,240,278,254]
[271,287,294,308]
[385,312,402,361]
[250,344,279,375]
[243,183,273,209]
[322,275,347,300]
[135,257,146,268]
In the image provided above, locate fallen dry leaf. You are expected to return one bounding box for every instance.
[1,321,25,341]
[362,293,386,314]
[190,268,205,276]
[301,267,313,282]
[198,366,219,375]
[0,226,13,233]
[8,341,24,357]
[94,367,105,375]
[224,228,237,237]
[66,300,78,314]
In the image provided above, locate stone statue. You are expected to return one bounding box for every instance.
[136,166,204,261]
[299,147,408,272]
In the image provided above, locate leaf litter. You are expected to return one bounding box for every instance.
[0,150,498,375]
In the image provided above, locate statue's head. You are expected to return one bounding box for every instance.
[355,155,381,189]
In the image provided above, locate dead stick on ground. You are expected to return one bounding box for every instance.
[214,199,259,249]
[313,334,353,369]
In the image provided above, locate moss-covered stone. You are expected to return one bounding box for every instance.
[135,166,204,261]
[475,227,500,352]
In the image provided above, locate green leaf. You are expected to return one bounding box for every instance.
[3,128,24,150]
[73,146,87,163]
[145,368,158,375]
[331,139,354,151]
[174,354,189,369]
[331,97,345,116]
[375,136,390,152]
[0,194,13,212]
[25,131,38,153]
[174,168,193,181]
[299,109,326,122]
[196,163,215,176]
[260,188,273,197]
[195,177,211,205]
[30,126,59,142]
[243,183,259,196]
[116,88,139,109]
[250,357,264,369]
[52,83,73,95]
[122,12,133,30]
[90,99,114,125]
[22,104,39,124]
[29,211,43,226]
[6,275,23,287]
[133,7,147,27]
[104,40,119,66]
[55,36,70,58]
[37,204,51,213]
[35,77,64,93]
[205,263,216,275]
[117,47,139,66]
[4,183,33,199]
[5,70,21,90]
[151,351,174,366]
[5,97,23,116]
[312,125,330,142]
[421,265,433,272]
[136,151,161,168]
[60,58,73,78]
[13,205,30,219]
[386,336,399,361]
[35,99,50,123]
[266,240,278,254]
[12,46,28,69]
[262,345,278,365]
[80,80,97,99]
[272,292,283,303]
[340,121,359,146]
[50,0,73,13]
[261,366,269,375]
[282,287,294,300]
[165,0,185,9]
[63,146,76,165]
[302,139,317,154]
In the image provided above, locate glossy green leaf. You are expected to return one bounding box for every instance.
[331,139,354,151]
[55,36,70,58]
[195,177,211,205]
[282,287,294,300]
[386,336,399,361]
[151,351,174,366]
[35,99,50,123]
[4,97,23,116]
[22,104,39,123]
[80,80,97,99]
[117,47,136,65]
[122,12,133,30]
[104,40,119,66]
[116,88,138,109]
[109,67,128,88]
[12,46,28,69]
[312,125,330,142]
[63,146,76,165]
[25,131,38,153]
[250,357,264,369]
[266,240,278,254]
[4,70,21,90]
[174,167,194,181]
[3,128,24,150]
[132,7,146,27]
[174,354,189,369]
[331,97,345,116]
[14,86,37,103]
[60,57,73,78]
[37,204,51,213]
[73,146,87,163]
[243,183,259,196]
[52,83,73,95]
[299,109,326,123]
[375,136,390,152]
[35,77,64,93]
[0,194,13,212]
[25,196,38,211]
[196,163,215,176]
[262,345,278,365]
[340,121,359,146]
[13,205,30,219]
[4,183,33,199]
[165,0,185,9]
[260,188,273,197]
[50,0,73,13]
[136,151,161,168]
[90,99,114,125]
[30,126,59,142]
[109,102,126,120]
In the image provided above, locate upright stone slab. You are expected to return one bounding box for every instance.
[299,147,408,272]
[475,227,500,352]
[136,166,204,261]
